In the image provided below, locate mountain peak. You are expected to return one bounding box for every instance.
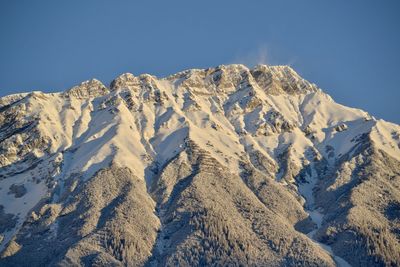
[110,73,138,91]
[0,64,399,266]
[64,78,108,99]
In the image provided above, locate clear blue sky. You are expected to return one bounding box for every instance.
[0,0,399,123]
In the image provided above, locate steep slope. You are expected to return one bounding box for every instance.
[0,64,399,266]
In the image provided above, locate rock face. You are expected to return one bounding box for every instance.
[0,64,399,267]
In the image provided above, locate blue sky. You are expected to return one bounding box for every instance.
[0,0,399,123]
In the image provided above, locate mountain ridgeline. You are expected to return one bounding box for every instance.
[0,64,399,266]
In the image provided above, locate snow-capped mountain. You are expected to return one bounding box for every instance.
[0,64,399,266]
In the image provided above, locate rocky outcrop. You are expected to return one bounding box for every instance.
[65,79,109,99]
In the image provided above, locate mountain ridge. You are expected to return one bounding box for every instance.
[0,64,399,266]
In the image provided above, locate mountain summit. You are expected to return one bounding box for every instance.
[0,64,399,266]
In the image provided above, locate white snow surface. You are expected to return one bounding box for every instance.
[0,64,399,263]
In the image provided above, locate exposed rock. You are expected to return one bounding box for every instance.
[110,73,140,91]
[335,123,348,132]
[64,79,109,99]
